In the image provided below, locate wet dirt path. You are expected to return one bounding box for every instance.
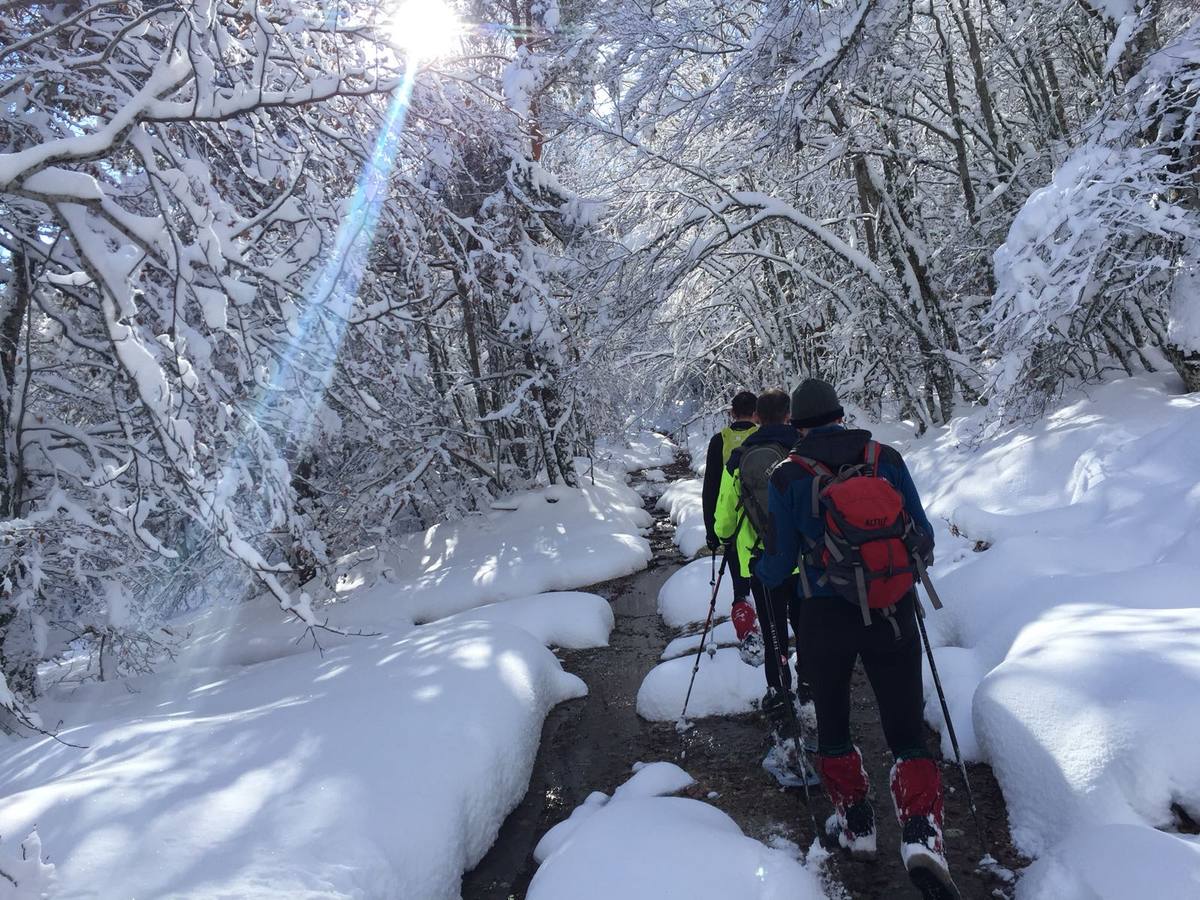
[462,458,1024,900]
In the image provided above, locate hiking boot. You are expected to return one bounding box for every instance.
[730,599,764,666]
[900,817,960,899]
[816,748,876,859]
[891,758,958,899]
[825,799,877,860]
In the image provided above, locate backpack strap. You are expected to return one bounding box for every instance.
[864,440,881,476]
[789,454,833,518]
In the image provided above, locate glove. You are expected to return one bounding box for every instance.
[706,532,721,552]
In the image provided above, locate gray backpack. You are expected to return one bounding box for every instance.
[737,442,790,541]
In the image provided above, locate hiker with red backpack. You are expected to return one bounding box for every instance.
[756,379,960,900]
[702,390,763,664]
[712,389,816,787]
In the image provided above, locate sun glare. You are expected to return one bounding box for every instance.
[393,0,462,61]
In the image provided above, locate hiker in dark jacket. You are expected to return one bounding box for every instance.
[702,390,759,640]
[757,379,958,900]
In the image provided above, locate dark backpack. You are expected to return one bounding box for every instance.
[791,441,935,629]
[737,442,790,543]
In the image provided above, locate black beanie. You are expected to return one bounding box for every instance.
[790,378,844,428]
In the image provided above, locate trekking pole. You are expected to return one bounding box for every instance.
[757,574,822,840]
[680,515,745,733]
[914,599,989,857]
[678,549,729,732]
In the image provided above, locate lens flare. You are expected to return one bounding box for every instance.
[392,0,462,61]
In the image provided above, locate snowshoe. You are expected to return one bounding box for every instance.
[738,628,765,666]
[825,799,877,860]
[901,817,961,900]
[762,735,821,788]
[731,600,764,666]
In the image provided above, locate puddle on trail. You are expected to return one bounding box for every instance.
[461,464,1024,900]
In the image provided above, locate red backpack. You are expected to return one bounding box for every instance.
[791,442,935,631]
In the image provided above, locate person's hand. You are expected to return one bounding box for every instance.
[706,532,721,552]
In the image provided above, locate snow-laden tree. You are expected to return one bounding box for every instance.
[0,0,601,726]
[551,0,1198,428]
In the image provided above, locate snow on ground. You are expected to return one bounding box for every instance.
[661,620,739,660]
[657,556,734,627]
[1016,824,1200,900]
[0,464,644,899]
[526,762,827,900]
[639,559,762,720]
[636,647,765,721]
[0,617,588,899]
[595,431,678,472]
[375,463,652,624]
[897,372,1200,892]
[440,591,615,649]
[657,478,708,558]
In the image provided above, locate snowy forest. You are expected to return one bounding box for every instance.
[2,1,1199,898]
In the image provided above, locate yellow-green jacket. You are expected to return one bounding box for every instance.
[714,423,802,579]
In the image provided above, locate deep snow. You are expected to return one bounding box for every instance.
[656,556,734,628]
[0,613,593,899]
[381,464,652,623]
[902,372,1200,894]
[526,762,828,900]
[0,463,648,899]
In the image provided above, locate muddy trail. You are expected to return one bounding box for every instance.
[462,458,1024,900]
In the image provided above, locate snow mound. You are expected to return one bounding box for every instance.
[661,620,738,660]
[440,591,615,649]
[658,557,733,627]
[596,431,678,472]
[637,647,764,721]
[0,829,56,899]
[384,465,652,623]
[527,763,826,900]
[974,602,1200,856]
[899,373,1200,870]
[1016,824,1200,900]
[658,478,707,558]
[0,620,585,899]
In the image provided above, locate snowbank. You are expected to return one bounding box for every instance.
[441,591,615,649]
[658,557,733,627]
[637,647,765,721]
[661,620,738,660]
[527,762,827,900]
[0,617,588,899]
[1016,824,1200,900]
[658,478,708,558]
[383,465,652,623]
[899,373,1200,879]
[596,431,678,472]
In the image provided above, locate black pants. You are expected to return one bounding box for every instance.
[726,543,750,602]
[750,574,802,695]
[797,591,929,760]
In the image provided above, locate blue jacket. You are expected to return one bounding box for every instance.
[755,425,934,594]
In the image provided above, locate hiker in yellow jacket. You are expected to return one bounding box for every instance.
[702,391,758,601]
[714,389,804,701]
